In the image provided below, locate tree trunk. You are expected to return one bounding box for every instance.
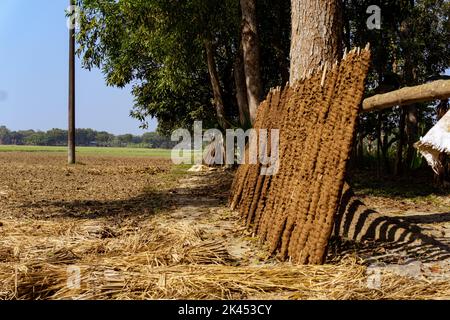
[376,112,382,177]
[287,0,344,264]
[234,47,250,128]
[240,0,263,125]
[381,129,391,174]
[362,80,450,112]
[205,40,229,130]
[401,16,418,172]
[405,104,418,169]
[290,0,343,83]
[395,108,407,176]
[357,133,364,167]
[342,0,351,50]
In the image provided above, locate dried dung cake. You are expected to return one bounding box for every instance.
[230,47,371,264]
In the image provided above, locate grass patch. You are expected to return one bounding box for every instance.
[0,145,173,158]
[140,164,191,191]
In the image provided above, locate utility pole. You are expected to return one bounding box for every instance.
[68,0,76,164]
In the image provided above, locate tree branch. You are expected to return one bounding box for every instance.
[362,80,450,112]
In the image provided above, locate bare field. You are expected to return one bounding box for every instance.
[0,152,449,300]
[0,152,173,220]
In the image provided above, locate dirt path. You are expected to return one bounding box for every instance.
[166,172,261,263]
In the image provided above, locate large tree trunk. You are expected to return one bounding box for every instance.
[286,0,344,264]
[290,0,343,83]
[234,47,250,127]
[240,0,263,125]
[205,40,229,130]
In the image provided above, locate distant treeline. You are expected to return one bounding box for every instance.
[0,126,176,149]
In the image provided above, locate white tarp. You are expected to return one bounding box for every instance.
[415,110,450,174]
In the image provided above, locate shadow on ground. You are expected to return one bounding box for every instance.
[19,171,233,220]
[331,186,450,264]
[328,235,450,265]
[349,169,450,199]
[17,169,450,264]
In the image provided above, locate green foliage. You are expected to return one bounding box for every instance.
[0,126,174,149]
[76,0,291,134]
[76,0,238,134]
[346,0,449,173]
[347,0,449,85]
[75,0,448,176]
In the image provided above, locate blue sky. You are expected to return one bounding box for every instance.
[0,0,156,135]
[0,2,448,135]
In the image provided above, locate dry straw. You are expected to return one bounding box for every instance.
[0,216,448,300]
[1,256,449,300]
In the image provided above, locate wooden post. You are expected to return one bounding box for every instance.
[68,0,76,164]
[362,80,450,113]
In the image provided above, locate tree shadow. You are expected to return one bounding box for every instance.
[327,236,450,265]
[15,168,449,264]
[398,213,450,224]
[330,186,450,264]
[18,171,233,220]
[349,169,450,199]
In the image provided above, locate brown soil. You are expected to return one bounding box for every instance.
[0,153,448,299]
[0,153,171,220]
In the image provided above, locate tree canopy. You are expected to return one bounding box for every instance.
[76,0,291,134]
[0,125,174,148]
[75,0,449,175]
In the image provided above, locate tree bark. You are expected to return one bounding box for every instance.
[356,133,364,167]
[362,80,450,112]
[240,0,263,125]
[395,108,407,176]
[405,104,418,169]
[234,47,250,127]
[381,128,391,174]
[376,112,382,177]
[290,0,343,83]
[205,40,229,130]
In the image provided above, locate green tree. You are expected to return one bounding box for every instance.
[77,0,237,133]
[0,126,11,144]
[346,0,450,175]
[24,132,49,146]
[46,129,68,146]
[76,0,291,134]
[95,131,114,146]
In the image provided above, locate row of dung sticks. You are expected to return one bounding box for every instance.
[229,47,372,264]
